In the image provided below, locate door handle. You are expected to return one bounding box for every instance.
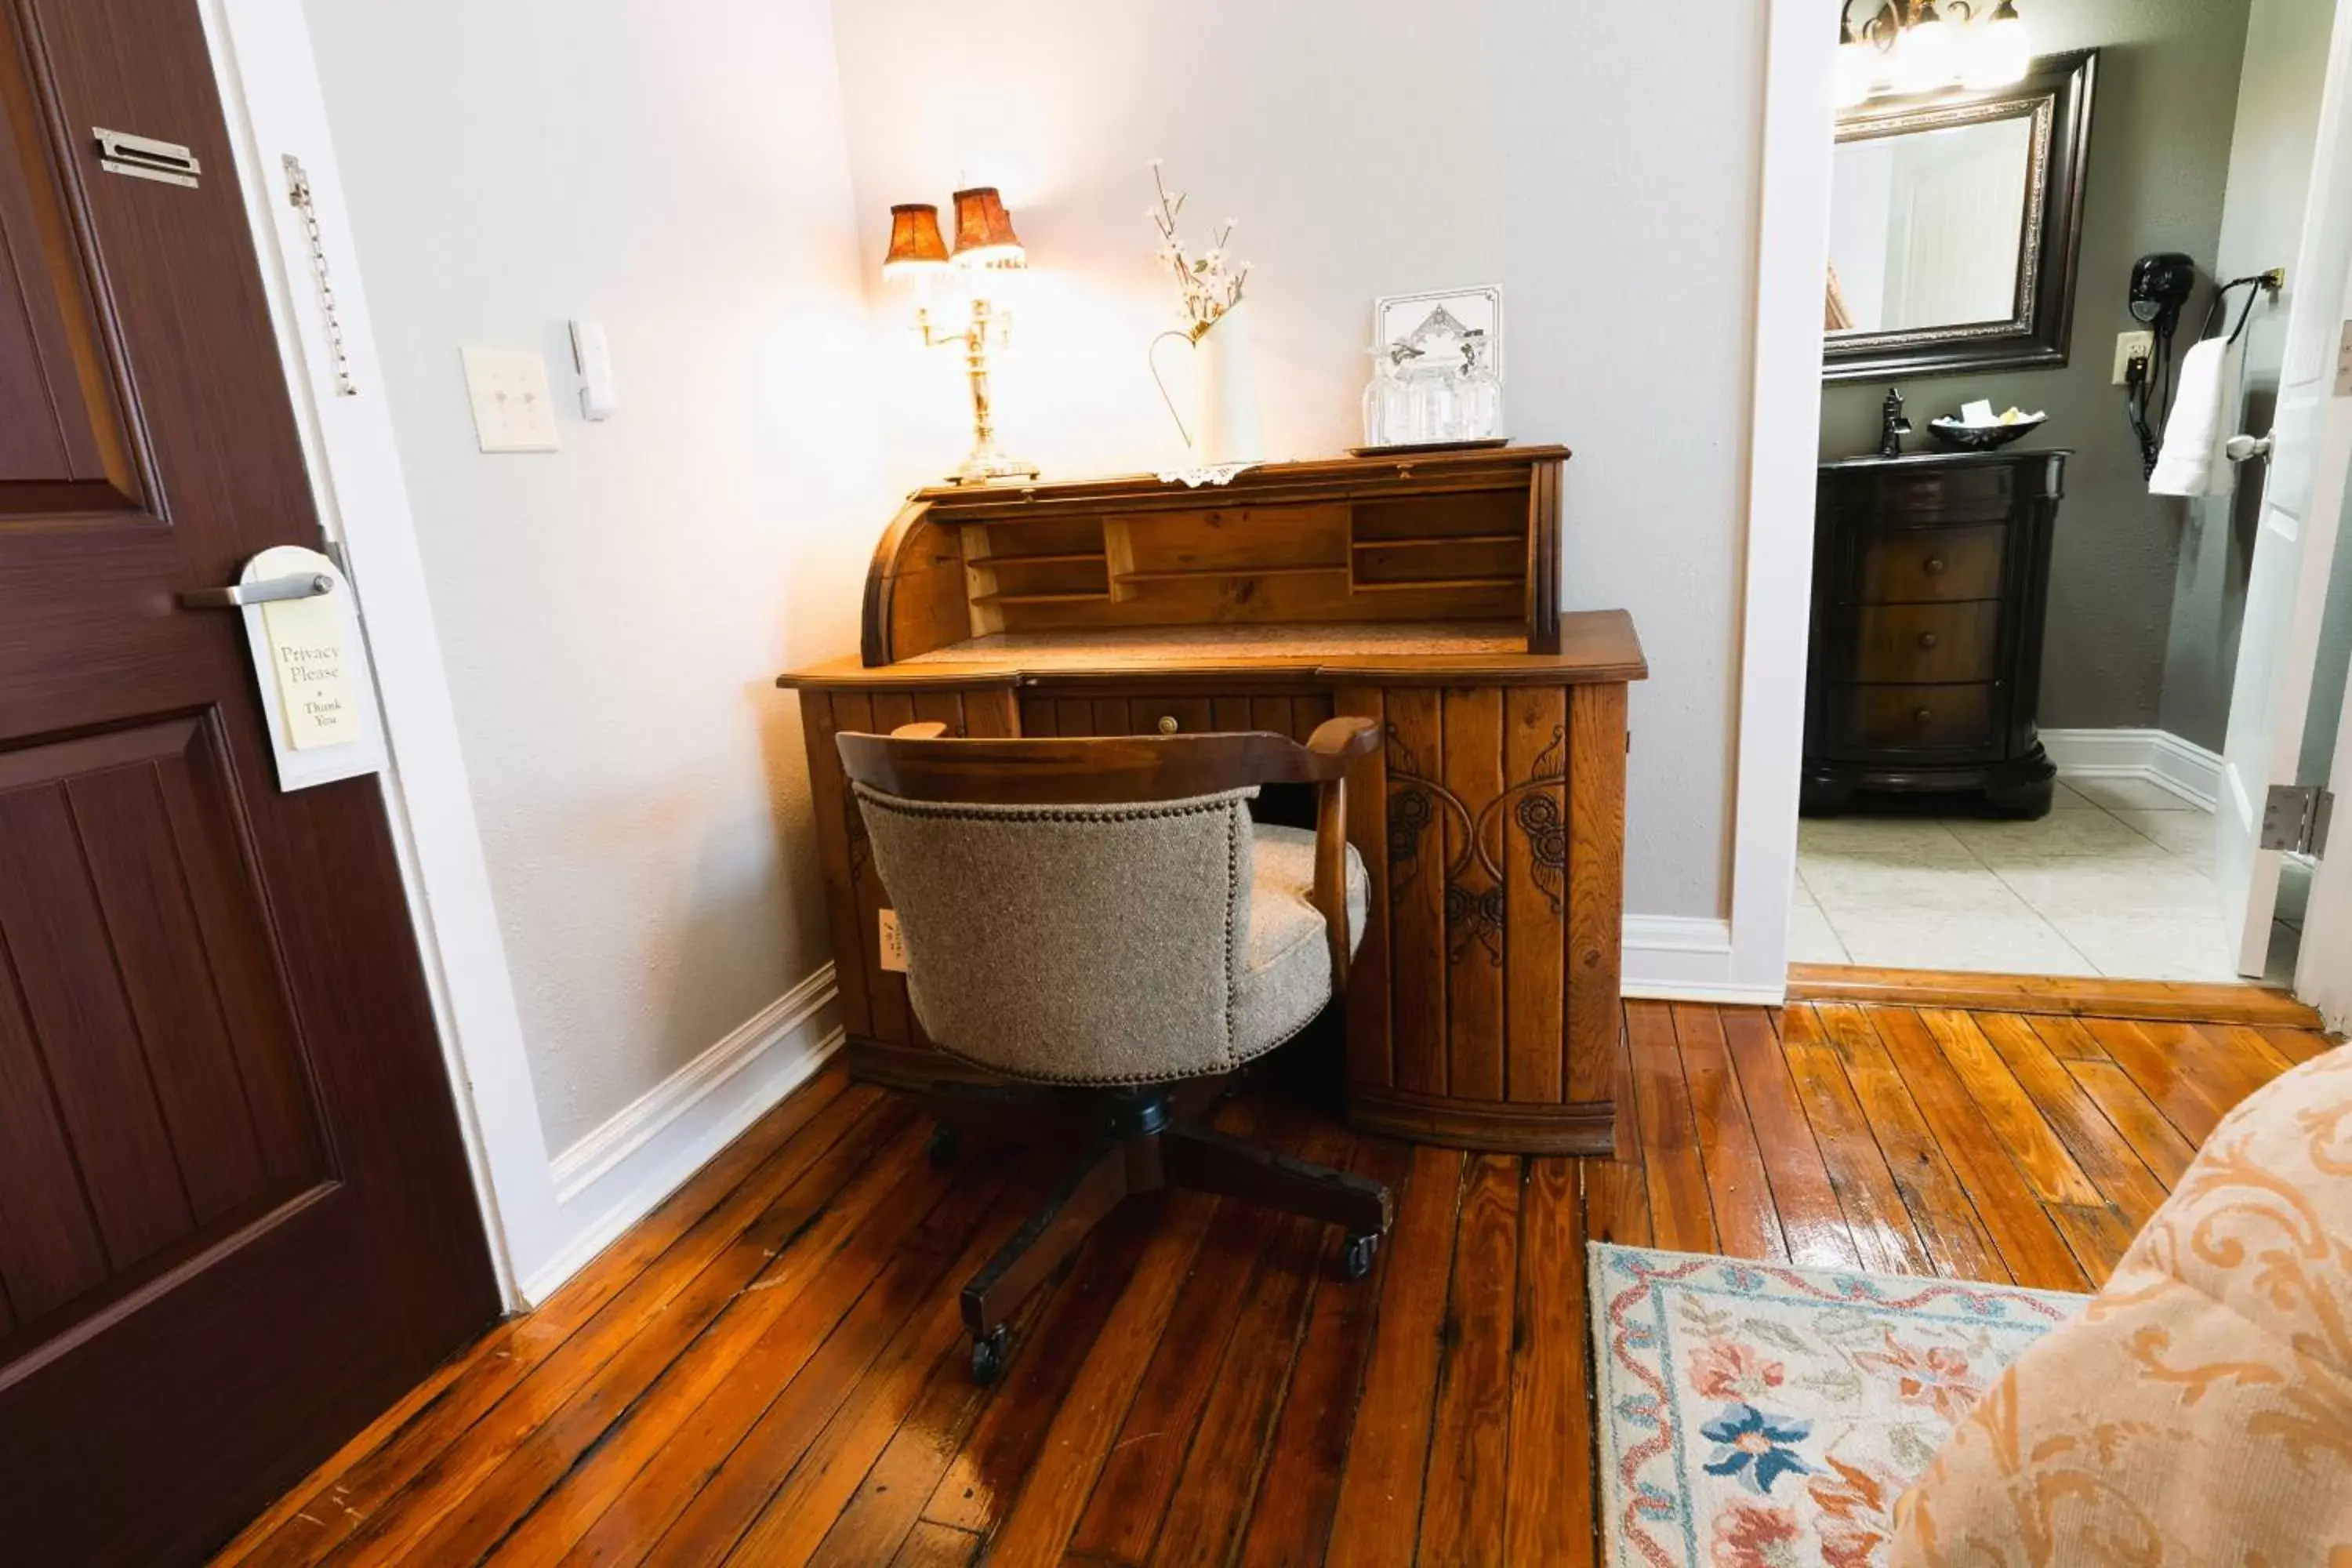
[178,572,334,609]
[2224,431,2274,463]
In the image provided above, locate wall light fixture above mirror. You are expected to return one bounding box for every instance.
[1824,48,2096,384]
[1838,0,2034,107]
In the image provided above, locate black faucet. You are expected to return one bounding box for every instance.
[1878,387,1912,458]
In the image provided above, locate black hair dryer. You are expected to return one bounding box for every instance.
[2130,252,2196,336]
[2126,252,2198,477]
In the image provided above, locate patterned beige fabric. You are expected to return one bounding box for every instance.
[1891,1043,2352,1566]
[852,785,1365,1085]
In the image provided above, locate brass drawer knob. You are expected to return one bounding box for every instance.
[1156,714,1179,735]
[1915,706,1934,724]
[1918,631,1940,649]
[1923,557,1947,575]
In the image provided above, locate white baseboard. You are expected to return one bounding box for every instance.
[2040,728,2221,810]
[1621,916,1784,1005]
[521,964,843,1304]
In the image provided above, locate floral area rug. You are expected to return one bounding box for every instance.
[1589,1243,2084,1567]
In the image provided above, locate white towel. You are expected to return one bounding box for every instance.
[2149,337,2242,497]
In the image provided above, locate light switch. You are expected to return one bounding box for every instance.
[570,320,618,420]
[460,347,561,452]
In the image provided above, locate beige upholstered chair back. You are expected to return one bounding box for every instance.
[851,783,1261,1083]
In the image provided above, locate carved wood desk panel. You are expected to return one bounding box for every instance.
[781,451,1646,1154]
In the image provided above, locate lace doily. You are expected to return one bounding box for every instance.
[1154,462,1258,488]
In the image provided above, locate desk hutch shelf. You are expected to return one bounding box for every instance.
[782,445,1646,1155]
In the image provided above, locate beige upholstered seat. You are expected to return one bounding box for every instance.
[837,719,1395,1388]
[853,783,1366,1085]
[1242,820,1370,1055]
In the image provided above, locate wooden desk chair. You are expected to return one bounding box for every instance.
[838,718,1397,1383]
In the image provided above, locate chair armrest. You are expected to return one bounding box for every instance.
[1304,720,1376,991]
[1302,717,1379,772]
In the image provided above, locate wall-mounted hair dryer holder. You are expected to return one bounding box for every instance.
[2124,256,2283,480]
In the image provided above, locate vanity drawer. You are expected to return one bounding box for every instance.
[1864,463,2015,521]
[1836,684,1998,753]
[1017,688,1334,741]
[1849,601,2001,684]
[1852,524,2006,604]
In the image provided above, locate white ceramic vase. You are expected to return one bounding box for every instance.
[1149,303,1267,473]
[1194,300,1264,466]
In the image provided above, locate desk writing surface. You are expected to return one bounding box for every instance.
[779,611,1646,690]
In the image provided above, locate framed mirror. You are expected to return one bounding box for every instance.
[1824,49,2096,382]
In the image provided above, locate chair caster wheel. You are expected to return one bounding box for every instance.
[927,1125,960,1168]
[970,1325,1010,1385]
[1341,1230,1379,1281]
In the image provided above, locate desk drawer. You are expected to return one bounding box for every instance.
[1836,683,1998,753]
[1853,524,2006,604]
[1017,688,1334,742]
[1850,601,2001,684]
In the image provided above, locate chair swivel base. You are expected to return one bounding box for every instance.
[931,1087,1394,1385]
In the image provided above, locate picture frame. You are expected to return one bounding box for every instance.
[1374,286,1504,380]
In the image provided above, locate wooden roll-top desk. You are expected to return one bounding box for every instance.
[779,445,1646,1154]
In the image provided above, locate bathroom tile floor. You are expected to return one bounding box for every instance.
[1793,776,2307,985]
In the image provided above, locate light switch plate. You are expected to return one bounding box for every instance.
[460,347,561,452]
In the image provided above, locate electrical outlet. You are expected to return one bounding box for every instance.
[460,347,561,452]
[2113,330,2155,386]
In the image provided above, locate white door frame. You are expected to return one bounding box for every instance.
[1721,0,1842,1002]
[2303,728,2352,1029]
[197,0,551,1307]
[1730,0,2352,1008]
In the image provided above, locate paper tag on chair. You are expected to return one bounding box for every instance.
[878,909,909,973]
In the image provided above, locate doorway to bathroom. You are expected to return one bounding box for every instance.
[1788,0,2347,996]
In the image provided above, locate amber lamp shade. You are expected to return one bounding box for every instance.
[949,186,1025,268]
[882,203,949,279]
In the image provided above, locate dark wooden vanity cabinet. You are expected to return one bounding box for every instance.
[1802,448,2068,816]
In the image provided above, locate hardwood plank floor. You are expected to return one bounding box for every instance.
[213,999,2328,1567]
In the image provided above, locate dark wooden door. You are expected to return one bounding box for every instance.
[0,3,498,1561]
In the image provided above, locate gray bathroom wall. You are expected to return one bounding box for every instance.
[2158,0,2334,758]
[1819,0,2253,731]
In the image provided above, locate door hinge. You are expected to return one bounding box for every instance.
[2260,784,2333,855]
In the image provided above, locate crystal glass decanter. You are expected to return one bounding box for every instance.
[1361,344,1418,447]
[1458,332,1503,441]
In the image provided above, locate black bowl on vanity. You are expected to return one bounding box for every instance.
[1926,415,2048,452]
[1802,447,2071,819]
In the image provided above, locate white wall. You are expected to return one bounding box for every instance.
[831,0,1766,922]
[301,0,888,1152]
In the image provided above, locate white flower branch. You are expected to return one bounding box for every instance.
[1148,160,1249,342]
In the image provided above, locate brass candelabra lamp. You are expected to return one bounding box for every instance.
[884,187,1038,485]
